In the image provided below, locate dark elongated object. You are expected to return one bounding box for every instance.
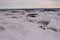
[26,14,38,17]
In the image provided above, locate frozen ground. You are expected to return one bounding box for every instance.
[0,9,60,40]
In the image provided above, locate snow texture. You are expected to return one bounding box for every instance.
[0,9,60,40]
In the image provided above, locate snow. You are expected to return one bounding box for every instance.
[0,9,60,40]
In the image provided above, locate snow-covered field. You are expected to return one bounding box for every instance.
[0,9,60,40]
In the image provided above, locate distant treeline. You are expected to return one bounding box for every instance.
[0,8,60,12]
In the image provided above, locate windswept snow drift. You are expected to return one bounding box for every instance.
[0,9,60,40]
